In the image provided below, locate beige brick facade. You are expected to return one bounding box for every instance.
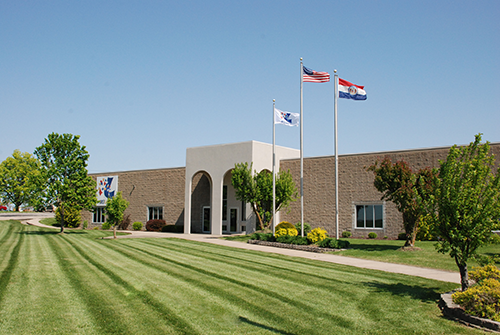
[83,142,500,238]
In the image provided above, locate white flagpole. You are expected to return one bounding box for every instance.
[334,70,339,239]
[300,58,304,237]
[272,99,276,236]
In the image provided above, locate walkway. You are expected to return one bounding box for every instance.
[13,214,460,285]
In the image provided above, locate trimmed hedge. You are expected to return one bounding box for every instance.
[317,238,350,249]
[146,219,166,232]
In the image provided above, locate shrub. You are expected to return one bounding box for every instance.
[490,234,500,245]
[307,228,328,244]
[92,226,99,230]
[118,214,131,230]
[317,238,350,249]
[132,222,143,230]
[276,235,309,245]
[368,232,378,239]
[398,232,407,240]
[275,227,298,238]
[162,225,184,233]
[55,205,81,228]
[341,231,352,238]
[101,222,111,230]
[294,222,312,235]
[146,219,166,232]
[250,233,275,241]
[470,264,500,283]
[453,278,500,321]
[82,220,88,230]
[275,221,294,229]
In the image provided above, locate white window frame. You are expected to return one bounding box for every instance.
[353,202,384,229]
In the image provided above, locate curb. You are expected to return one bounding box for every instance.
[439,291,500,333]
[247,240,344,253]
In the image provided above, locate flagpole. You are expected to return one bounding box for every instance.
[300,58,304,237]
[272,99,276,236]
[334,70,339,239]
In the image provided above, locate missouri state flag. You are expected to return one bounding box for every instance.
[338,78,367,100]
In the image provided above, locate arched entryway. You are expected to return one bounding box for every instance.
[190,171,212,233]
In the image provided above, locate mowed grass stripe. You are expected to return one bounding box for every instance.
[112,238,466,334]
[128,238,364,305]
[85,238,309,334]
[0,221,24,308]
[59,234,199,335]
[0,225,96,334]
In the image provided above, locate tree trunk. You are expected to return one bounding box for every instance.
[59,203,65,234]
[456,258,469,291]
[403,212,416,247]
[113,225,117,239]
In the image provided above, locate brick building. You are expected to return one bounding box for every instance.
[83,140,500,239]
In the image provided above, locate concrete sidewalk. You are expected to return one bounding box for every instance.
[22,216,461,285]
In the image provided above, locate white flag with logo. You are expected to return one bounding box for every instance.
[274,108,299,127]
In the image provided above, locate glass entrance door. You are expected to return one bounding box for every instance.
[230,208,237,232]
[202,206,211,233]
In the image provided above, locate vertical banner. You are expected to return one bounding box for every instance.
[96,176,118,205]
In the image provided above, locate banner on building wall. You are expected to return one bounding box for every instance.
[96,176,118,205]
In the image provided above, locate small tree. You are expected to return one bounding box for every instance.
[428,134,500,291]
[231,162,297,230]
[34,133,97,233]
[105,192,129,239]
[367,157,435,247]
[0,150,44,211]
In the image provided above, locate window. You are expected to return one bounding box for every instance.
[356,204,383,228]
[148,206,163,221]
[93,207,105,223]
[222,186,228,221]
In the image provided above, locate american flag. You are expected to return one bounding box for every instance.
[303,66,330,83]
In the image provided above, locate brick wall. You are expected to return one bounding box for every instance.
[83,167,186,229]
[280,143,500,239]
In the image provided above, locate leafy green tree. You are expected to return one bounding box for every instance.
[34,133,97,233]
[0,150,44,211]
[367,158,436,247]
[428,134,500,291]
[105,192,129,239]
[231,162,297,230]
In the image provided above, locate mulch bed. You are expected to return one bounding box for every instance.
[247,240,344,253]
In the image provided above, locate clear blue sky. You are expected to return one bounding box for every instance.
[1,1,499,173]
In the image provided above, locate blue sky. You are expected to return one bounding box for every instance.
[1,0,499,173]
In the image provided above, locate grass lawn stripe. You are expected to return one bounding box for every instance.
[0,222,485,334]
[102,238,460,334]
[0,221,24,308]
[0,224,97,334]
[60,234,199,335]
[92,238,317,334]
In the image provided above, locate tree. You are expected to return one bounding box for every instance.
[428,134,500,291]
[0,150,44,211]
[34,133,97,233]
[367,157,436,247]
[105,192,129,239]
[231,162,297,230]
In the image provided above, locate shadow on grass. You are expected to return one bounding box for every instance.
[238,316,296,335]
[345,243,401,252]
[364,281,442,303]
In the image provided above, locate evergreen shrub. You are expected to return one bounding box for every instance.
[294,222,312,235]
[368,232,377,239]
[146,219,166,232]
[317,238,350,249]
[101,222,111,230]
[55,206,81,228]
[341,231,352,238]
[132,221,143,230]
[276,235,308,245]
[307,228,328,244]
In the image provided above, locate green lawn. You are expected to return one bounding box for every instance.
[224,235,500,273]
[0,220,485,334]
[334,238,500,272]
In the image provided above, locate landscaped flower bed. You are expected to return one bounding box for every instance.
[248,231,350,252]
